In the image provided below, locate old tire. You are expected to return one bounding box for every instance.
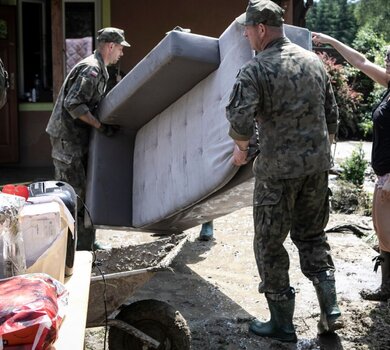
[108,299,191,350]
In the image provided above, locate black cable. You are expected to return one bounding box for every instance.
[76,194,96,252]
[93,260,109,350]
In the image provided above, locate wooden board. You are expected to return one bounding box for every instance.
[53,251,92,350]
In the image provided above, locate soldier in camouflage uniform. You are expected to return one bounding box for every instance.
[46,27,130,250]
[226,0,344,342]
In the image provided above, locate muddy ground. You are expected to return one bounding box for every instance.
[84,142,390,350]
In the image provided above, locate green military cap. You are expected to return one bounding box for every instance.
[236,0,284,27]
[97,27,131,47]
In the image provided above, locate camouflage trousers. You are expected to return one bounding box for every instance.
[50,137,88,206]
[253,171,335,295]
[50,137,94,249]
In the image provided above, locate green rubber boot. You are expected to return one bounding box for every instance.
[313,271,344,335]
[199,221,214,241]
[361,251,390,301]
[249,287,297,343]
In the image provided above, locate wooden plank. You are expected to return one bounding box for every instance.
[53,251,93,350]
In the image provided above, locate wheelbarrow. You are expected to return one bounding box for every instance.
[86,232,191,350]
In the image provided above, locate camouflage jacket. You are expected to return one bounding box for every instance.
[226,37,338,180]
[46,51,109,147]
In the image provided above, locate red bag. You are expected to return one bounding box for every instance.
[0,273,68,349]
[1,185,29,200]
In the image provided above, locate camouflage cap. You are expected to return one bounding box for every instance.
[236,0,284,27]
[97,27,130,47]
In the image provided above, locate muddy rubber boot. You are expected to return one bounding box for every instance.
[199,221,214,241]
[361,251,390,301]
[313,271,344,335]
[249,287,297,343]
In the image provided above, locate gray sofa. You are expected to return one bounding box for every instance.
[86,22,311,233]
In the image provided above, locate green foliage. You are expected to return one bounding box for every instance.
[358,118,372,139]
[354,0,390,42]
[357,84,386,139]
[349,27,387,94]
[340,143,368,187]
[352,26,387,60]
[317,52,362,139]
[313,24,389,140]
[345,27,389,139]
[306,0,358,45]
[305,0,390,140]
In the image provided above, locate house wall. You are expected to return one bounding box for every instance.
[110,0,248,73]
[19,110,52,167]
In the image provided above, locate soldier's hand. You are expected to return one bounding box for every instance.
[232,144,249,166]
[97,123,120,137]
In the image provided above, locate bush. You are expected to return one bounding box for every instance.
[317,52,362,139]
[340,143,368,187]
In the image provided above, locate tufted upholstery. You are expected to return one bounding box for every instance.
[132,21,252,228]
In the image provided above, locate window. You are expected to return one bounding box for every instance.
[64,1,96,74]
[18,0,52,102]
[17,0,100,102]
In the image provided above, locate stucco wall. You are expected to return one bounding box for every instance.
[110,0,248,73]
[19,110,52,167]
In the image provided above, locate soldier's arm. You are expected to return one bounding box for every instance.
[226,69,259,138]
[78,111,101,129]
[226,68,259,165]
[324,73,339,144]
[64,66,102,128]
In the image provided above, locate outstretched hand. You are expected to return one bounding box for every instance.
[312,32,333,46]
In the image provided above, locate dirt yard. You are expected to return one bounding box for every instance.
[84,141,390,350]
